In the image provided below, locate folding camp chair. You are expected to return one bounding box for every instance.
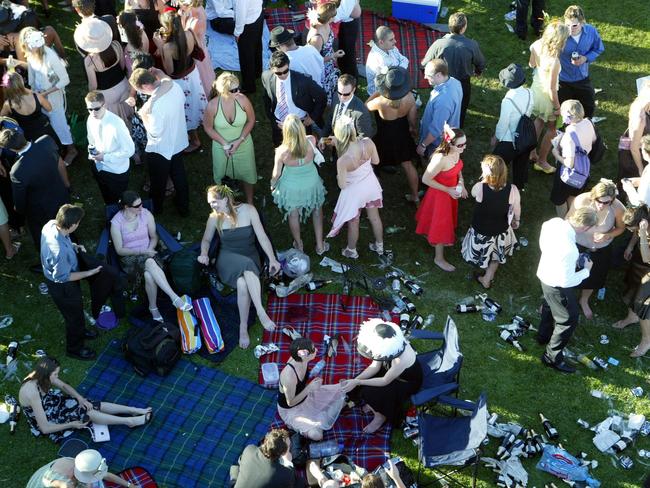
[417,392,488,487]
[410,316,463,408]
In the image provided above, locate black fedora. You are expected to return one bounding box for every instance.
[376,66,412,100]
[269,26,295,48]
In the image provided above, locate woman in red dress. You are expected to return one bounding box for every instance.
[415,126,468,272]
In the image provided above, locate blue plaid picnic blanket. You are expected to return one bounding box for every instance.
[74,340,277,488]
[265,7,444,89]
[260,293,393,471]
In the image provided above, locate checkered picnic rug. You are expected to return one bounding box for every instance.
[104,467,157,488]
[73,340,277,488]
[264,7,444,89]
[259,292,394,471]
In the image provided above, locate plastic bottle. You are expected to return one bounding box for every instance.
[309,359,326,378]
[577,354,598,370]
[309,439,344,458]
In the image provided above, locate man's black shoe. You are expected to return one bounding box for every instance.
[66,348,97,361]
[541,354,576,374]
[84,328,98,340]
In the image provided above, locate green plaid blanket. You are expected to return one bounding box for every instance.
[73,340,277,487]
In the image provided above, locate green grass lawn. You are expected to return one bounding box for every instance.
[2,0,650,486]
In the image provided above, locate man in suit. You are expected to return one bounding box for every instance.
[323,74,375,139]
[261,51,327,147]
[1,129,70,254]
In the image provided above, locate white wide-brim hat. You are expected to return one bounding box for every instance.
[74,449,108,483]
[356,318,407,361]
[74,18,112,53]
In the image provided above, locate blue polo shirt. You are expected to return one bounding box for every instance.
[559,23,604,83]
[41,220,78,283]
[419,76,463,147]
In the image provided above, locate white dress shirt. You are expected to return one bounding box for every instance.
[365,43,410,96]
[286,45,324,87]
[142,82,189,159]
[274,74,306,122]
[495,87,534,143]
[233,0,263,38]
[86,110,134,174]
[334,0,358,23]
[206,0,233,20]
[537,217,590,288]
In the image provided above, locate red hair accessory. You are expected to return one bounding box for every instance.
[163,6,176,13]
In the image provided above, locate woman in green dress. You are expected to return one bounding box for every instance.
[202,72,257,204]
[270,114,328,255]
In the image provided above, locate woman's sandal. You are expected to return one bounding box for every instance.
[342,247,359,259]
[149,307,164,322]
[368,242,384,256]
[316,242,330,256]
[172,297,192,311]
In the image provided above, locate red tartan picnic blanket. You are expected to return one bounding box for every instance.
[264,7,444,89]
[104,467,157,488]
[260,292,397,471]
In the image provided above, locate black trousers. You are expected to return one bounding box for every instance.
[493,141,530,189]
[337,18,360,78]
[146,150,189,216]
[46,280,86,352]
[537,281,580,364]
[91,166,129,205]
[515,0,545,37]
[78,251,125,319]
[237,11,264,93]
[558,77,596,119]
[459,77,471,128]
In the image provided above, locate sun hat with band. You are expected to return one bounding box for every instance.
[356,318,407,361]
[375,66,412,101]
[74,18,113,54]
[74,449,108,483]
[498,63,526,89]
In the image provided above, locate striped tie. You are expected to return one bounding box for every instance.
[277,81,289,123]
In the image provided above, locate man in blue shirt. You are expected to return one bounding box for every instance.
[417,59,463,158]
[558,5,604,118]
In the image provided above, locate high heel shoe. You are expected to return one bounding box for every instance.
[149,307,164,322]
[173,296,193,311]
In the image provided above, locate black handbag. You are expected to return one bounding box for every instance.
[508,90,537,155]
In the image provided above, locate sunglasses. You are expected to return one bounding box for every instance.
[596,198,613,205]
[87,105,103,112]
[129,202,143,208]
[454,142,467,148]
[229,87,240,93]
[273,68,289,77]
[337,90,353,96]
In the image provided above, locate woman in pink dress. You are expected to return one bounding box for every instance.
[415,126,468,272]
[179,0,215,98]
[327,115,384,259]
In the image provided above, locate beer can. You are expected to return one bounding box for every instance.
[631,387,644,397]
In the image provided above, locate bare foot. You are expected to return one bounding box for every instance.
[580,300,593,320]
[260,314,276,332]
[529,149,539,163]
[362,404,373,414]
[363,412,387,433]
[434,259,455,272]
[239,330,250,349]
[128,414,148,428]
[612,314,639,329]
[630,343,650,358]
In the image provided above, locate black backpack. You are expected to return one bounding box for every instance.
[123,321,182,377]
[508,90,537,155]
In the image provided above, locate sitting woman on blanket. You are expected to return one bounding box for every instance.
[341,319,422,434]
[278,338,345,441]
[110,190,192,321]
[27,449,133,488]
[19,357,152,443]
[198,185,281,349]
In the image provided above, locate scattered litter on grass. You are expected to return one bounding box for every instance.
[0,316,13,329]
[488,356,498,362]
[505,23,514,33]
[504,10,516,21]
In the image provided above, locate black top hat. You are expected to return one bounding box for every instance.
[376,67,412,101]
[269,26,295,48]
[499,63,526,89]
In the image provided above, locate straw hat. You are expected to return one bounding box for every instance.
[74,449,108,483]
[74,18,113,53]
[376,66,412,101]
[356,318,407,361]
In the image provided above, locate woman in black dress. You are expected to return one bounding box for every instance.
[341,319,422,433]
[366,67,419,203]
[197,185,281,349]
[0,71,60,146]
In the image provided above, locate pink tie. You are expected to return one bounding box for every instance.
[277,81,289,122]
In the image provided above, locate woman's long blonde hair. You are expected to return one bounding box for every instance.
[282,114,309,159]
[540,21,569,59]
[19,27,45,63]
[207,185,238,234]
[333,118,358,156]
